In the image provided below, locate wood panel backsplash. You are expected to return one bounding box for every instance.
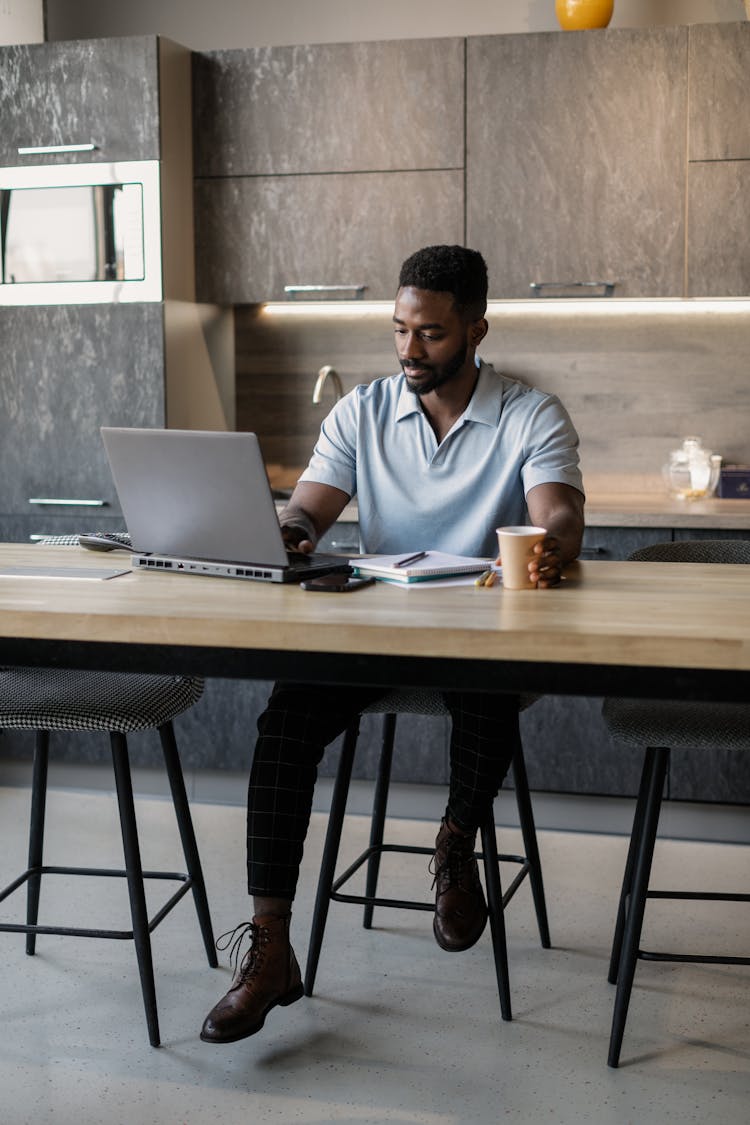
[235,301,750,492]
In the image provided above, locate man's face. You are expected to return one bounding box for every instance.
[393,286,476,396]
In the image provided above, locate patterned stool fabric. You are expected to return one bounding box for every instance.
[0,667,204,732]
[0,665,214,1047]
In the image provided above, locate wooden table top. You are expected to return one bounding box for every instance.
[0,543,748,678]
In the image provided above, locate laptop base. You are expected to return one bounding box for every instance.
[131,553,352,584]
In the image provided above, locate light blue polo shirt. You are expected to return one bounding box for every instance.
[299,359,584,557]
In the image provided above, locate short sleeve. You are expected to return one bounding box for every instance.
[298,392,359,497]
[520,394,585,498]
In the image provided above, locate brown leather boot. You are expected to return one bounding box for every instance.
[432,818,488,952]
[200,913,303,1043]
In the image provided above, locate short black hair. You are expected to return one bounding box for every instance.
[398,244,488,319]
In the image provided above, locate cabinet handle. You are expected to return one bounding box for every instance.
[580,546,606,557]
[28,497,107,507]
[284,284,367,299]
[530,281,615,298]
[17,142,98,155]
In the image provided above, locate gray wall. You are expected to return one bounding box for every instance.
[44,0,748,50]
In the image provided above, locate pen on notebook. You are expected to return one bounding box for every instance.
[394,550,428,568]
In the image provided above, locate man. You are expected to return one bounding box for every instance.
[201,244,585,1044]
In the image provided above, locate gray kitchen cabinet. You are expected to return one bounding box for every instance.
[686,23,750,297]
[466,28,687,299]
[0,304,164,537]
[0,37,161,165]
[688,22,750,162]
[192,37,465,304]
[192,38,464,178]
[687,160,750,297]
[194,170,463,303]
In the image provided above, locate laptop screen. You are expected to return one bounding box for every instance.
[100,427,290,567]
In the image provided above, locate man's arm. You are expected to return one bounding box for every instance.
[525,481,585,587]
[278,480,351,554]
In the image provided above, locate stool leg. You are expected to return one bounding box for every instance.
[158,722,217,967]
[25,730,50,956]
[607,746,667,1068]
[304,720,359,997]
[480,813,512,1021]
[511,744,551,949]
[363,713,397,930]
[607,748,654,985]
[110,732,160,1048]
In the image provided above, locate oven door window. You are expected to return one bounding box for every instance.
[0,182,145,285]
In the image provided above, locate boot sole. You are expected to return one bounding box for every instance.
[200,982,305,1044]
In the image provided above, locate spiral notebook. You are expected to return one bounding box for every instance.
[350,551,489,584]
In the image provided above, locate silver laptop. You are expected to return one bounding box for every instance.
[100,427,352,583]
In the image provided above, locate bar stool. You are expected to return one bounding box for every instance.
[602,539,750,1067]
[305,691,549,1021]
[0,666,217,1047]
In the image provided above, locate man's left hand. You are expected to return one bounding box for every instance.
[528,535,563,588]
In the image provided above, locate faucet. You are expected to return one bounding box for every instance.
[312,364,344,405]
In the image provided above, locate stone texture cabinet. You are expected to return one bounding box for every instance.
[0,304,164,540]
[687,22,750,297]
[0,37,161,165]
[192,38,465,302]
[466,27,688,299]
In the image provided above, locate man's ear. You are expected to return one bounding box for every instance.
[469,318,489,347]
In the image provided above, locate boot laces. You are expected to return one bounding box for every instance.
[215,920,270,982]
[430,833,477,893]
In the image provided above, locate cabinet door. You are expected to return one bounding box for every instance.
[0,37,160,165]
[193,39,464,177]
[466,28,687,298]
[687,161,750,297]
[581,526,669,561]
[688,23,750,161]
[194,170,464,303]
[0,304,165,520]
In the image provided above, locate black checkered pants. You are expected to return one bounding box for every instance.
[246,682,520,899]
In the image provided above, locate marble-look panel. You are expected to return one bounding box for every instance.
[688,161,750,297]
[0,37,160,165]
[688,22,750,161]
[0,304,164,519]
[194,169,464,303]
[466,27,687,298]
[192,38,464,178]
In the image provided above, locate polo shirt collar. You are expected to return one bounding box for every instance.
[395,359,501,427]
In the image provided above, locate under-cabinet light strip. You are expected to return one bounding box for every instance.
[261,299,750,317]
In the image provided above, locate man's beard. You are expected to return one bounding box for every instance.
[401,341,468,396]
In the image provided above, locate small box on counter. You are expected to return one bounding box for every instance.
[719,466,750,499]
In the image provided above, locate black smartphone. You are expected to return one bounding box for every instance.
[300,574,376,593]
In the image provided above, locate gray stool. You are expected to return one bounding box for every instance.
[602,539,750,1067]
[0,667,217,1047]
[305,690,549,1022]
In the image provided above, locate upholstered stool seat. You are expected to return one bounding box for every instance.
[304,689,549,1022]
[0,666,216,1047]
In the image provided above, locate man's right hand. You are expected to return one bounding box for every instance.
[281,521,316,555]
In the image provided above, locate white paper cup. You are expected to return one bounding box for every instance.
[496,526,547,589]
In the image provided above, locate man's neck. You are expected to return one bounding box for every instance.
[419,360,480,444]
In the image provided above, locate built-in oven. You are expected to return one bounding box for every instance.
[0,160,162,304]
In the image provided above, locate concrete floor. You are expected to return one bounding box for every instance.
[0,783,747,1125]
